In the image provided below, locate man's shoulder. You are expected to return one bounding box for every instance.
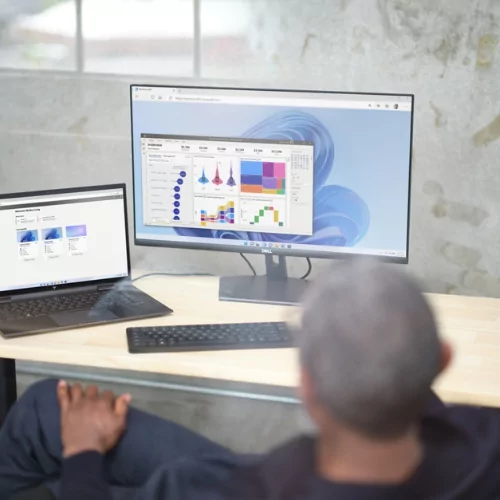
[424,396,500,428]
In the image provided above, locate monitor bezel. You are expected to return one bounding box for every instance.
[0,183,131,297]
[130,84,414,265]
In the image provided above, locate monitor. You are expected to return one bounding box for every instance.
[130,85,414,304]
[0,185,130,295]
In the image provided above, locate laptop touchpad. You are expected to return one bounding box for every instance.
[51,308,119,327]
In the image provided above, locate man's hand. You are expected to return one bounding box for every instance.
[57,380,131,458]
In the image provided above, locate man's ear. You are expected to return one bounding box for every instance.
[299,367,315,408]
[440,341,453,374]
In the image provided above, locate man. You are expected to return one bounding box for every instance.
[1,260,500,499]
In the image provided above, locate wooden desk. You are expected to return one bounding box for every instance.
[1,275,500,420]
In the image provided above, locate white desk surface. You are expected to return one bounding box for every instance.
[0,276,499,407]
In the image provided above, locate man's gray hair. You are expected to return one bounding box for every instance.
[296,259,441,439]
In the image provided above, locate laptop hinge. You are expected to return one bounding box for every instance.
[0,296,12,303]
[97,284,115,291]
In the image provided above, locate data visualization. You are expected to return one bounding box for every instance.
[241,198,285,229]
[241,161,286,195]
[141,134,314,236]
[196,197,236,226]
[193,157,240,196]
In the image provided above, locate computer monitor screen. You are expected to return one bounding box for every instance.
[131,86,413,262]
[0,186,129,294]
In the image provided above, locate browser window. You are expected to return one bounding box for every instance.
[131,85,413,260]
[0,189,129,293]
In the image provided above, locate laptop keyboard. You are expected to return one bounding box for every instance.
[0,290,141,322]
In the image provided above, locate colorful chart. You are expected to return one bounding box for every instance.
[172,170,187,221]
[198,168,209,185]
[240,161,286,195]
[212,166,224,186]
[248,205,284,227]
[240,198,286,228]
[200,200,235,226]
[226,164,237,187]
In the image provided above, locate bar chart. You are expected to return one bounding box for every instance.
[196,197,236,226]
[241,199,286,228]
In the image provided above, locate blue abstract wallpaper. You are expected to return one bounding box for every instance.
[132,98,411,253]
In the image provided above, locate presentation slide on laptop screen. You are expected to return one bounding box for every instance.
[0,188,129,293]
[131,87,413,259]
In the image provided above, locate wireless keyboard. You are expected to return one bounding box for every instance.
[126,322,293,353]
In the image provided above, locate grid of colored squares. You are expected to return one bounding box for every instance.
[200,201,235,226]
[249,206,284,227]
[240,161,286,195]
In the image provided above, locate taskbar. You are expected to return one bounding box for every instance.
[0,273,129,294]
[136,233,406,259]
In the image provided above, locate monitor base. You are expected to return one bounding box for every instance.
[219,276,309,306]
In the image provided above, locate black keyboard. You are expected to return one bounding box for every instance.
[127,322,293,353]
[0,290,141,322]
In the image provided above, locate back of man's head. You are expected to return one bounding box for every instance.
[296,259,442,439]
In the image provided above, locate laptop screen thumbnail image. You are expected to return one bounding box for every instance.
[0,187,129,293]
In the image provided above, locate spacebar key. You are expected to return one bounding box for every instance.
[171,339,230,348]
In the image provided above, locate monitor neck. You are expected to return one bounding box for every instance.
[218,254,308,306]
[265,254,288,281]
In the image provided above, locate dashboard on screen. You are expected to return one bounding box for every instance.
[131,86,413,262]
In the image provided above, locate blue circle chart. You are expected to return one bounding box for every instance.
[174,201,180,207]
[173,209,180,215]
[174,194,181,200]
[174,186,181,192]
[177,179,184,185]
[180,171,187,178]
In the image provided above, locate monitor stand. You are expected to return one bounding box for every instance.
[218,255,309,306]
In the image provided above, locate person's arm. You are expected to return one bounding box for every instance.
[60,452,111,500]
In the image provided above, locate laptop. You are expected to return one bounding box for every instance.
[0,184,172,338]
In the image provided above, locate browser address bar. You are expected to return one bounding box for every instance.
[171,95,403,110]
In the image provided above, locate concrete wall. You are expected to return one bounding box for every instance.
[249,0,500,296]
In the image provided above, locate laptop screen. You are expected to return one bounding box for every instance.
[0,187,129,293]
